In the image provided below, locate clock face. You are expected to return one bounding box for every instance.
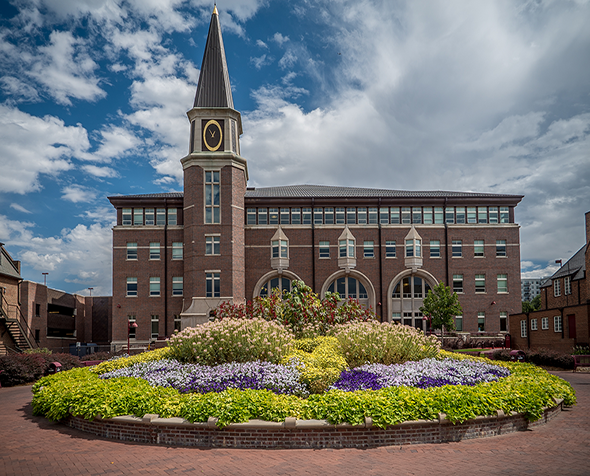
[202,119,224,152]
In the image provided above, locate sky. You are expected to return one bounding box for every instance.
[0,0,589,297]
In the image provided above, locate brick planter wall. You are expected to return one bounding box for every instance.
[66,400,563,449]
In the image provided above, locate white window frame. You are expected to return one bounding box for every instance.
[126,277,138,297]
[150,277,161,297]
[541,317,549,330]
[429,240,440,258]
[496,240,506,257]
[453,274,463,294]
[452,240,462,258]
[122,208,132,226]
[477,312,485,332]
[554,279,561,297]
[126,242,138,260]
[386,241,396,258]
[272,239,288,259]
[520,320,527,338]
[554,315,562,332]
[564,276,571,295]
[204,170,220,224]
[364,241,374,258]
[475,274,485,293]
[133,208,143,226]
[497,274,508,294]
[167,208,177,225]
[531,318,538,331]
[339,239,355,258]
[128,315,137,338]
[172,242,183,260]
[145,208,155,226]
[455,315,463,332]
[319,241,330,259]
[206,272,220,298]
[474,240,484,257]
[172,277,183,296]
[149,242,160,260]
[151,315,159,339]
[206,236,221,255]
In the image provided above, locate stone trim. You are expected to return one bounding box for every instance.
[66,399,563,449]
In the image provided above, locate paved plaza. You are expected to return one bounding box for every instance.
[1,371,589,476]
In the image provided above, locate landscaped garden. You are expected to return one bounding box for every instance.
[31,282,576,429]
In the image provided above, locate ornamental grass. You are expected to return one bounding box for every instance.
[329,321,440,367]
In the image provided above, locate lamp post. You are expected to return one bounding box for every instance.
[88,287,93,297]
[127,321,138,355]
[42,272,48,286]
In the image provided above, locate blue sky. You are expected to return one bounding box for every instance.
[1,0,589,296]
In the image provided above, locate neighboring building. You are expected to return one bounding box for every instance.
[510,212,590,352]
[0,244,111,355]
[108,8,524,349]
[521,278,544,302]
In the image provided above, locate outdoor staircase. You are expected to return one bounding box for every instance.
[0,295,35,356]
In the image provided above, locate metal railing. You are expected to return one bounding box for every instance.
[0,291,37,350]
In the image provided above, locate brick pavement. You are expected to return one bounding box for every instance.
[1,371,589,476]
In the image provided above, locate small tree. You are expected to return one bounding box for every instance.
[522,294,541,313]
[419,282,462,344]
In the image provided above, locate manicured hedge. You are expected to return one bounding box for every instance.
[31,350,575,428]
[0,352,81,387]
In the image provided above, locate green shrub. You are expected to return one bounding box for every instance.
[24,347,52,355]
[167,318,293,365]
[330,321,440,367]
[215,281,376,338]
[492,348,575,369]
[91,348,171,375]
[572,345,590,356]
[281,336,347,394]
[0,352,81,387]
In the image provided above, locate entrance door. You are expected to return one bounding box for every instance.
[568,314,576,339]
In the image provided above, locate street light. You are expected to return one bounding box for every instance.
[42,272,48,286]
[88,287,93,297]
[127,321,138,355]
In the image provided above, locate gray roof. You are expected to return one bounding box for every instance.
[108,193,183,199]
[244,184,523,199]
[193,8,234,109]
[542,244,587,287]
[0,246,21,280]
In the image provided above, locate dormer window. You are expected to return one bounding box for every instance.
[338,227,356,270]
[404,227,423,271]
[270,227,289,271]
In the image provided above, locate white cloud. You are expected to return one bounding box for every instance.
[81,164,118,178]
[61,185,97,203]
[273,32,289,45]
[256,39,268,49]
[0,76,40,102]
[10,203,32,214]
[81,126,140,163]
[250,54,272,69]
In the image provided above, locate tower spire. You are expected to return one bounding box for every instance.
[194,7,234,108]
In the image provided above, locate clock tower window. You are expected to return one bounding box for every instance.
[205,171,220,224]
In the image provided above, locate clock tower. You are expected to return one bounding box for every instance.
[180,6,248,327]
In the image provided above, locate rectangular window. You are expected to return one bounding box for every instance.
[497,274,508,293]
[205,171,220,224]
[280,208,290,225]
[324,208,334,224]
[453,274,463,293]
[423,207,433,224]
[347,208,357,224]
[474,240,484,257]
[35,304,40,317]
[386,241,396,258]
[368,208,378,224]
[364,241,374,258]
[272,240,288,259]
[127,242,137,260]
[564,276,571,295]
[478,207,487,224]
[172,277,183,296]
[455,207,466,224]
[149,242,160,260]
[122,208,132,226]
[258,208,268,225]
[357,208,367,224]
[302,208,312,225]
[174,315,182,332]
[554,315,562,332]
[455,316,463,331]
[401,207,411,224]
[478,312,485,332]
[128,315,136,339]
[434,207,444,224]
[542,317,549,330]
[150,277,160,296]
[445,207,455,224]
[554,279,561,297]
[319,241,330,258]
[475,274,485,293]
[291,208,301,224]
[168,208,177,225]
[134,208,143,226]
[247,208,257,225]
[531,318,538,331]
[405,239,414,257]
[339,239,355,258]
[380,207,389,224]
[500,207,509,223]
[452,240,462,257]
[335,208,345,224]
[500,311,507,332]
[269,208,279,225]
[156,208,166,226]
[430,240,440,258]
[520,320,527,338]
[206,236,220,255]
[412,207,422,224]
[488,207,498,224]
[390,207,400,224]
[126,277,137,297]
[467,207,477,224]
[172,242,183,260]
[151,315,159,339]
[206,273,220,298]
[496,240,506,257]
[145,208,155,225]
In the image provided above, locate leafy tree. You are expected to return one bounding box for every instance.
[522,294,541,313]
[419,282,463,342]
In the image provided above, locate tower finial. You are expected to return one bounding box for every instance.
[213,4,218,15]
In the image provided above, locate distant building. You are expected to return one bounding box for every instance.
[510,212,590,352]
[521,278,544,302]
[0,244,111,355]
[107,8,524,349]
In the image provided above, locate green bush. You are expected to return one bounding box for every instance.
[492,348,575,369]
[330,321,441,367]
[281,336,347,394]
[0,352,81,386]
[572,345,590,356]
[24,347,52,355]
[167,318,293,365]
[214,281,376,338]
[31,358,575,427]
[90,348,171,375]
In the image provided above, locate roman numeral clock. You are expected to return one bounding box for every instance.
[202,119,224,152]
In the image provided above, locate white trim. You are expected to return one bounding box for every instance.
[319,269,376,309]
[252,269,304,298]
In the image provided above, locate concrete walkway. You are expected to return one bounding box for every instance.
[1,371,589,476]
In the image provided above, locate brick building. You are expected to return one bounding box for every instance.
[510,212,590,352]
[108,8,524,348]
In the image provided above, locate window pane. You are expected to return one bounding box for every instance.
[347,208,356,224]
[496,239,506,257]
[324,208,334,224]
[280,208,290,225]
[434,207,444,224]
[423,207,433,224]
[122,208,132,226]
[127,243,137,260]
[145,208,155,225]
[445,207,454,224]
[455,207,466,224]
[335,208,345,224]
[380,207,389,224]
[314,207,323,225]
[401,207,411,224]
[357,208,367,224]
[247,208,257,225]
[348,277,357,298]
[430,240,440,258]
[291,208,301,224]
[168,208,177,225]
[390,207,400,224]
[478,207,487,224]
[134,208,143,226]
[412,207,422,224]
[386,240,396,258]
[150,243,160,260]
[258,208,267,225]
[467,207,477,223]
[269,208,279,225]
[348,239,355,257]
[474,240,484,257]
[368,208,378,224]
[156,208,166,226]
[500,207,509,223]
[319,241,330,258]
[405,239,413,257]
[339,240,347,257]
[364,241,374,258]
[302,208,312,225]
[452,240,462,257]
[488,207,498,224]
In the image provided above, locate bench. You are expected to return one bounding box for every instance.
[573,355,590,371]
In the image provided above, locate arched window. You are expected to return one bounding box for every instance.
[326,276,370,308]
[390,274,434,331]
[259,276,292,297]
